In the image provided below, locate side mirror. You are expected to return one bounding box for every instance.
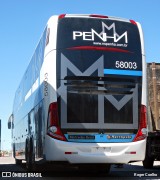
[8,114,14,129]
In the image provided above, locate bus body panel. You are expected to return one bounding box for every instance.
[45,136,146,163]
[136,22,147,107]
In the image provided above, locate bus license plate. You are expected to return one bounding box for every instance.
[92,147,111,153]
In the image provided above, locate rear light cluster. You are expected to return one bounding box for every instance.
[89,14,108,18]
[58,14,137,26]
[58,14,108,19]
[133,105,147,142]
[58,14,66,19]
[130,20,137,25]
[47,102,66,141]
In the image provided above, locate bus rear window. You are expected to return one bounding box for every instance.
[57,17,141,55]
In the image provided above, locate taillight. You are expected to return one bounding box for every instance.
[59,14,66,19]
[90,14,108,18]
[130,20,137,25]
[47,102,66,141]
[133,105,147,142]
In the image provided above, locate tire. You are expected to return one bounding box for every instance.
[25,138,35,171]
[15,158,22,165]
[143,137,154,169]
[13,143,16,158]
[143,153,154,169]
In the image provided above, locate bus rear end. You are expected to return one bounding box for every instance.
[47,14,147,165]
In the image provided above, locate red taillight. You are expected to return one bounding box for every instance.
[130,20,137,25]
[133,105,147,142]
[47,102,66,141]
[90,14,108,19]
[140,105,147,128]
[48,103,59,126]
[59,14,66,19]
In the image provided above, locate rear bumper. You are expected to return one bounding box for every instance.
[45,136,146,164]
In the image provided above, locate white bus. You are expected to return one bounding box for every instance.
[8,14,147,172]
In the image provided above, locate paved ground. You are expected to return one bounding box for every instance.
[0,156,15,164]
[0,157,160,179]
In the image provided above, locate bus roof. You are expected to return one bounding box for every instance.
[58,14,137,24]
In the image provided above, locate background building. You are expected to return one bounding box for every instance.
[147,62,160,130]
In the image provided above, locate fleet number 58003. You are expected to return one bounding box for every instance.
[115,61,137,69]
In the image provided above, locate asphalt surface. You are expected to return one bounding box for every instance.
[0,157,160,179]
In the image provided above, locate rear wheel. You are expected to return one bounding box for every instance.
[143,138,154,169]
[15,159,22,165]
[25,139,35,171]
[143,153,154,169]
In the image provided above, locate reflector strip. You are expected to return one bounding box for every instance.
[104,69,142,76]
[130,152,136,154]
[125,151,136,154]
[65,152,78,154]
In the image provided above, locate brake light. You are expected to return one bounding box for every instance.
[133,105,147,142]
[90,14,108,19]
[130,20,137,25]
[59,14,66,19]
[47,102,66,141]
